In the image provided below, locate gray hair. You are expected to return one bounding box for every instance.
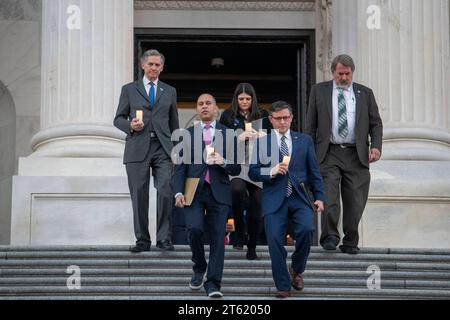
[269,100,292,115]
[140,49,165,65]
[331,54,355,72]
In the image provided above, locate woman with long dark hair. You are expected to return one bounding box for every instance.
[219,83,272,260]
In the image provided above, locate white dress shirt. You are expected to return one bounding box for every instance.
[201,120,216,142]
[331,82,356,144]
[143,76,158,100]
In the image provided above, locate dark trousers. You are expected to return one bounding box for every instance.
[319,145,370,248]
[183,183,229,291]
[264,192,314,291]
[231,178,262,249]
[125,138,173,246]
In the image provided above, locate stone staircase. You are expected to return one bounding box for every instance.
[0,245,449,300]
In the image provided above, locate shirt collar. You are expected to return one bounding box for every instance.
[333,81,353,93]
[143,75,159,87]
[274,129,291,141]
[201,120,216,130]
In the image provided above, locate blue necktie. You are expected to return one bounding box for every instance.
[280,135,293,197]
[149,82,155,110]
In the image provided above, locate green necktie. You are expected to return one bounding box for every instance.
[337,88,348,138]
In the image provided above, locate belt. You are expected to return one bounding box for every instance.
[149,131,157,138]
[331,143,356,148]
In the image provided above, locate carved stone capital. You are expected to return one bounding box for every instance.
[315,0,333,81]
[134,1,315,11]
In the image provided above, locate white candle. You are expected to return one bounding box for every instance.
[206,146,215,157]
[136,110,143,122]
[282,156,291,165]
[245,123,252,132]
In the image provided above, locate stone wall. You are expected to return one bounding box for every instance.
[0,0,41,244]
[0,0,41,169]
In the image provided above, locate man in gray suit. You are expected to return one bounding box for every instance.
[114,49,179,252]
[306,54,383,254]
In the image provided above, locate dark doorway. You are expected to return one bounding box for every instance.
[135,28,315,131]
[134,28,318,246]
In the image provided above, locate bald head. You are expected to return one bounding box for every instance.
[196,93,218,123]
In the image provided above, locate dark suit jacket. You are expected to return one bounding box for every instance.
[248,131,325,216]
[305,81,383,168]
[113,79,179,163]
[219,108,272,132]
[172,122,241,206]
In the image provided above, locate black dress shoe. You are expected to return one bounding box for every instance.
[156,240,175,251]
[130,243,151,253]
[322,237,338,251]
[339,245,360,255]
[246,248,258,260]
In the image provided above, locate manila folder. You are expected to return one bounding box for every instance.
[184,178,200,206]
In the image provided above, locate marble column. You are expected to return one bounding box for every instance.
[333,0,450,160]
[0,82,16,244]
[11,0,142,245]
[329,0,450,248]
[30,0,133,157]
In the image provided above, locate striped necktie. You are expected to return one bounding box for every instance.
[280,135,293,197]
[337,88,349,138]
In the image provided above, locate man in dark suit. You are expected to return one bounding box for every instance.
[172,93,240,298]
[249,101,325,298]
[114,49,179,252]
[306,54,383,254]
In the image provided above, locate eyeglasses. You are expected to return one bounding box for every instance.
[270,115,292,122]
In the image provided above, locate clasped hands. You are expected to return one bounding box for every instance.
[130,118,144,131]
[238,129,267,142]
[206,151,225,166]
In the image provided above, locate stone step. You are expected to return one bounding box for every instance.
[1,276,450,289]
[2,245,450,255]
[3,251,450,263]
[2,268,450,280]
[1,245,449,299]
[0,285,448,299]
[1,258,450,272]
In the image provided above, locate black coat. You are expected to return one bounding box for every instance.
[219,108,272,132]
